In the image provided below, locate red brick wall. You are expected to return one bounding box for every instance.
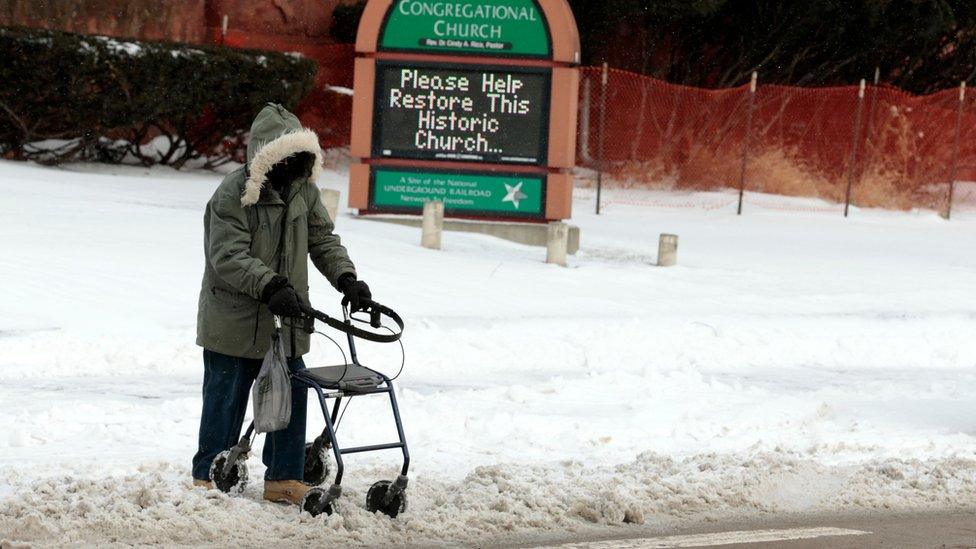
[0,0,208,42]
[207,0,341,42]
[0,0,350,45]
[205,2,357,148]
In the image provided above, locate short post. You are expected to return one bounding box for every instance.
[421,200,444,250]
[737,71,758,216]
[844,79,867,217]
[946,81,965,220]
[221,15,229,45]
[546,222,569,266]
[596,62,608,215]
[657,234,678,267]
[320,188,340,224]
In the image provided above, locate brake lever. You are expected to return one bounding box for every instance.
[298,303,317,334]
[341,295,381,325]
[348,300,383,329]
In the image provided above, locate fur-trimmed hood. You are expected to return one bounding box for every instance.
[241,103,323,207]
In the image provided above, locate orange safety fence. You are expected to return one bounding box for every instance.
[577,67,976,215]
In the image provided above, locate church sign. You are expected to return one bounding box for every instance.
[349,0,580,221]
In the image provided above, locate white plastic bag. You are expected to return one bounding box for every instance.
[252,331,292,433]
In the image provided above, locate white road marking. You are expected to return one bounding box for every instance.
[533,527,871,548]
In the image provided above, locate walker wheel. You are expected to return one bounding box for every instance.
[301,487,338,517]
[209,450,248,494]
[303,440,332,486]
[366,480,407,518]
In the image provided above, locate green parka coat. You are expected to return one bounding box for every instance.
[196,104,355,359]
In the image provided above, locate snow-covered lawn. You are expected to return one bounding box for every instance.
[1,159,975,546]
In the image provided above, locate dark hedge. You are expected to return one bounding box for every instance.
[330,1,366,43]
[0,26,317,167]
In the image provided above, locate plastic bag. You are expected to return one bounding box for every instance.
[253,331,292,433]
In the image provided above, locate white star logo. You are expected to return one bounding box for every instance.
[502,182,528,209]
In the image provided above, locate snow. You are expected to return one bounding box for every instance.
[1,158,975,546]
[94,36,143,56]
[325,85,356,96]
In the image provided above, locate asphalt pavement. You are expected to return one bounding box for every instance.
[505,509,976,549]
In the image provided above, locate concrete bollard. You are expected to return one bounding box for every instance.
[421,200,444,250]
[658,233,678,266]
[320,188,340,225]
[546,222,569,266]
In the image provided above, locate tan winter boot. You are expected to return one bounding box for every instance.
[264,480,311,505]
[192,479,214,490]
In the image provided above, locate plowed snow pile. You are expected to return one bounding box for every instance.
[4,455,976,546]
[1,160,975,547]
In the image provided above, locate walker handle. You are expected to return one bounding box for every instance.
[300,300,403,343]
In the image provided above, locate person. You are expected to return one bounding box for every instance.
[191,103,372,504]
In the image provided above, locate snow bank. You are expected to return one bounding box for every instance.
[1,159,975,546]
[2,454,974,547]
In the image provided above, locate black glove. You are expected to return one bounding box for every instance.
[262,276,303,317]
[337,273,371,311]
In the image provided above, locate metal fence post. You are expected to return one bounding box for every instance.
[596,62,608,215]
[737,71,758,216]
[863,67,881,169]
[630,78,648,161]
[947,81,966,220]
[844,79,866,217]
[579,78,591,164]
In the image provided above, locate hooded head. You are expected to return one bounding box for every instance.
[241,103,324,207]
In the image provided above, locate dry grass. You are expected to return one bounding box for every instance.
[591,102,953,211]
[855,165,923,210]
[858,104,949,211]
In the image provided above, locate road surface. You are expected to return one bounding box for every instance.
[505,509,976,548]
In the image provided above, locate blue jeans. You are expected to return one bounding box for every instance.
[191,349,308,481]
